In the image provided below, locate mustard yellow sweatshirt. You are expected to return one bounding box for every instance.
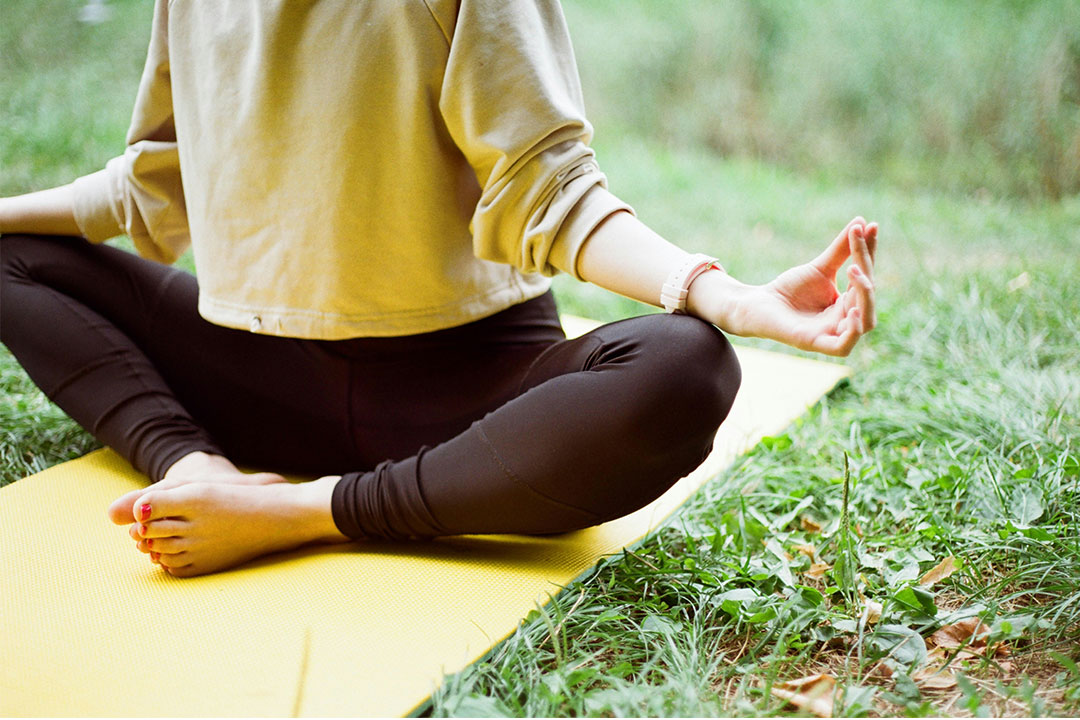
[70,0,631,338]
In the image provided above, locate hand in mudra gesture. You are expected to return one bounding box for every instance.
[713,217,878,356]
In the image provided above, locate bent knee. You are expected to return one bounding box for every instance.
[635,314,741,431]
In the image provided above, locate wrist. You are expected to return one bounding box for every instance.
[685,268,754,334]
[0,197,13,234]
[299,476,349,543]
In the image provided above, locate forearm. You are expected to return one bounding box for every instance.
[0,184,81,236]
[575,209,751,332]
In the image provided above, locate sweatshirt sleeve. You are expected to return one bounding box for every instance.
[437,0,633,279]
[70,0,189,265]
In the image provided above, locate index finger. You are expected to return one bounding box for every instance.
[812,216,865,276]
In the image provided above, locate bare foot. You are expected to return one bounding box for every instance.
[124,476,349,577]
[107,451,287,525]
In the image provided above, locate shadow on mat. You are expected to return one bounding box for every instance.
[213,530,603,577]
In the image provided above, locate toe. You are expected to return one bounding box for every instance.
[164,564,200,578]
[109,487,150,524]
[134,485,200,524]
[156,551,190,569]
[140,518,186,538]
[145,536,188,553]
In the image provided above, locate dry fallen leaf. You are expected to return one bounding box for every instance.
[929,617,990,649]
[792,543,817,560]
[801,516,823,533]
[912,665,958,690]
[862,599,883,624]
[927,645,984,665]
[867,662,893,680]
[919,555,959,586]
[771,674,836,717]
[927,617,1010,658]
[805,562,831,579]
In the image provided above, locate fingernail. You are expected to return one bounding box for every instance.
[139,503,151,521]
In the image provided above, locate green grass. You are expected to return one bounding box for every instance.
[433,153,1080,715]
[3,0,1080,716]
[433,248,1080,716]
[566,0,1080,200]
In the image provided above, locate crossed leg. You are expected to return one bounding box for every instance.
[2,235,741,576]
[3,234,373,574]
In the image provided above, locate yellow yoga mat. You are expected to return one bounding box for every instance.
[0,317,849,717]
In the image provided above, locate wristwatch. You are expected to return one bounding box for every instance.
[661,253,724,314]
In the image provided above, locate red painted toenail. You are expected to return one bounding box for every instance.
[139,503,151,521]
[138,524,148,536]
[150,552,160,563]
[146,539,153,549]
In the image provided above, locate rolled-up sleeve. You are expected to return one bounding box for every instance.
[69,0,189,265]
[437,0,633,279]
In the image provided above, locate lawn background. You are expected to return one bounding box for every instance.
[2,0,1079,715]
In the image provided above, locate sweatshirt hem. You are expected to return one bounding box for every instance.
[197,277,553,339]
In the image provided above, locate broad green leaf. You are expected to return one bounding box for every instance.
[797,586,825,607]
[747,607,778,624]
[765,538,796,587]
[841,684,878,714]
[641,614,681,635]
[567,667,598,687]
[886,562,920,586]
[760,434,792,451]
[1021,526,1054,542]
[892,586,937,618]
[1010,486,1044,526]
[869,624,928,667]
[832,554,857,591]
[989,613,1036,641]
[716,588,760,604]
[833,619,857,633]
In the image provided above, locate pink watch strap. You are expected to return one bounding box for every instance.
[661,253,724,313]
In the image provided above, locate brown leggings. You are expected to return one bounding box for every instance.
[1,235,741,539]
